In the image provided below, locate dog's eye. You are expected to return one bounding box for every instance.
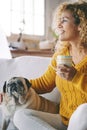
[18,87,24,95]
[7,83,10,87]
[7,82,16,87]
[17,80,24,87]
[12,83,16,87]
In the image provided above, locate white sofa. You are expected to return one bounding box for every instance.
[0,55,60,130]
[0,56,60,102]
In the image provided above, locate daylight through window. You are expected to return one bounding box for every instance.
[0,0,45,36]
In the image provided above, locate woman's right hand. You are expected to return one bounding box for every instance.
[56,64,77,81]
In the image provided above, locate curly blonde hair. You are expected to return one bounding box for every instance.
[52,0,87,52]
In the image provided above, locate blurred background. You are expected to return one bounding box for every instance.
[0,0,75,57]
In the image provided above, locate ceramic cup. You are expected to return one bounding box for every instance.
[56,55,72,67]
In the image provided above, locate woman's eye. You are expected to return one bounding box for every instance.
[61,19,67,23]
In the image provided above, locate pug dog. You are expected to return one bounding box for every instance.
[0,77,58,130]
[0,77,31,130]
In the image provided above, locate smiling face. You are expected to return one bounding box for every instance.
[57,10,80,42]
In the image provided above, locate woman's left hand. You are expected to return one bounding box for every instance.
[56,64,77,81]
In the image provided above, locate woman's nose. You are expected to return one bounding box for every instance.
[57,20,62,28]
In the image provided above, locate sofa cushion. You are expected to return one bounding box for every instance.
[0,56,50,86]
[0,56,60,103]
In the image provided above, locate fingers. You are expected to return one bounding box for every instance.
[57,64,70,73]
[56,65,77,80]
[57,71,69,80]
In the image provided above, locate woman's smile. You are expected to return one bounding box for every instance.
[58,30,65,36]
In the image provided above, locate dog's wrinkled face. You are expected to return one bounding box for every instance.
[3,77,31,101]
[7,78,26,98]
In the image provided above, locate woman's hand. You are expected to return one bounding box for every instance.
[56,64,77,81]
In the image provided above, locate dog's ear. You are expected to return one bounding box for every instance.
[24,78,32,89]
[3,81,7,93]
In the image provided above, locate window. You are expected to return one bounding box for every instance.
[0,0,45,36]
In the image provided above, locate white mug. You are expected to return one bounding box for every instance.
[56,55,72,67]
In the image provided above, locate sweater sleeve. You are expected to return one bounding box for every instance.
[29,53,58,94]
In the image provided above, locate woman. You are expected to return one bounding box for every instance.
[13,1,87,130]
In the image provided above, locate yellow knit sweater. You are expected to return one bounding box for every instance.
[30,47,87,126]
